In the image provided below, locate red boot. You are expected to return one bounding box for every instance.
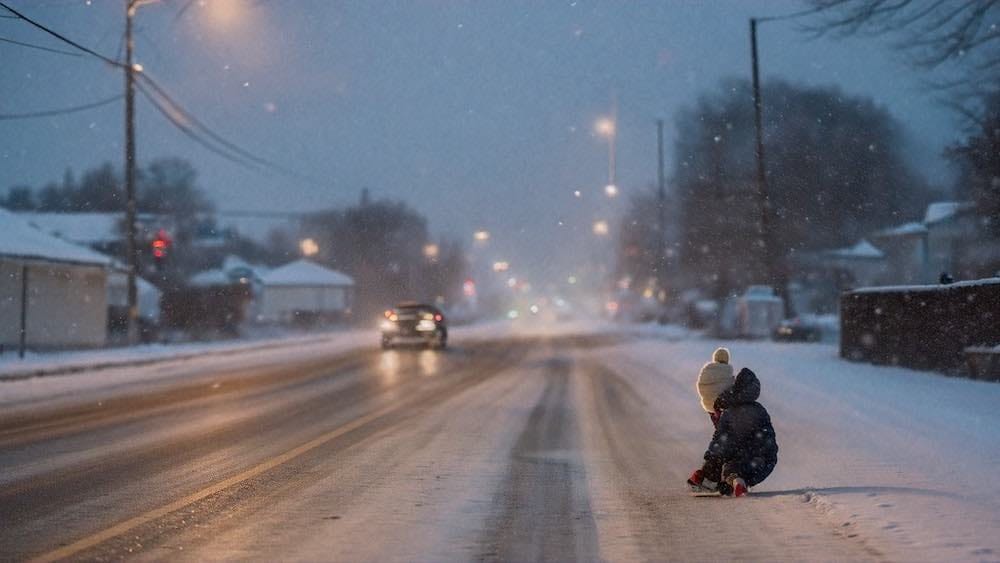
[688,469,718,492]
[731,477,748,497]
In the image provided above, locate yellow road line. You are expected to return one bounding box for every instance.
[30,401,401,563]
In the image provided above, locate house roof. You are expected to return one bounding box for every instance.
[189,268,232,287]
[874,221,928,238]
[0,208,113,267]
[18,212,123,245]
[221,254,269,278]
[826,239,885,260]
[261,259,354,287]
[924,201,974,225]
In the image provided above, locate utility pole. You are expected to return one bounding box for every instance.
[124,0,139,344]
[656,119,667,299]
[750,18,790,316]
[608,92,618,189]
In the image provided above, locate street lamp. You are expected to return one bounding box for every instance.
[423,243,440,260]
[595,117,615,137]
[300,238,319,257]
[473,230,490,242]
[595,115,617,195]
[592,220,610,236]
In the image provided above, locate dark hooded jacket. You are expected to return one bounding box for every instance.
[704,367,778,471]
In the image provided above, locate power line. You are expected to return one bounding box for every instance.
[135,79,258,170]
[0,35,83,56]
[1,0,327,187]
[137,72,329,186]
[0,94,122,120]
[0,0,121,67]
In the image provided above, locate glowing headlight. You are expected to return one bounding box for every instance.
[380,320,397,331]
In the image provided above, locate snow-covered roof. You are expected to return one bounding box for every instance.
[18,212,122,245]
[261,259,354,287]
[189,268,232,287]
[874,222,928,238]
[826,239,884,259]
[221,254,269,278]
[0,208,113,266]
[924,201,974,225]
[222,254,252,272]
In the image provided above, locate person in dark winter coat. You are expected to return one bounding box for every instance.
[688,367,778,497]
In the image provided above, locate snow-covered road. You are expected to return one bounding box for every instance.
[1,323,997,561]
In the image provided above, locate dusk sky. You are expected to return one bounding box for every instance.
[1,0,961,284]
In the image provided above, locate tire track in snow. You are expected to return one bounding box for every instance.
[478,355,598,562]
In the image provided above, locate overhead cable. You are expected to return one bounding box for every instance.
[0,94,122,120]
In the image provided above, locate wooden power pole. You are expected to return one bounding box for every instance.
[124,0,139,343]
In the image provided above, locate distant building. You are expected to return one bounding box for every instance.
[923,202,979,279]
[257,259,354,324]
[0,209,112,350]
[871,222,928,284]
[822,239,887,288]
[107,271,161,325]
[871,202,982,284]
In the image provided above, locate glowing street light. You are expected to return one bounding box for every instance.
[473,230,491,242]
[300,238,319,256]
[423,243,440,260]
[595,109,617,195]
[592,220,609,236]
[492,261,510,272]
[594,117,615,137]
[604,184,619,197]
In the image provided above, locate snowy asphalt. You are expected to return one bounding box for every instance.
[0,333,982,561]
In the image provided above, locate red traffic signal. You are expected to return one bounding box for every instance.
[151,229,172,260]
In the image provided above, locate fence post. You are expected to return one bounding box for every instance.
[19,264,28,359]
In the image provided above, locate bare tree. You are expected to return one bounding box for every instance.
[806,1,999,98]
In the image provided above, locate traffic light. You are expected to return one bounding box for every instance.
[151,229,172,271]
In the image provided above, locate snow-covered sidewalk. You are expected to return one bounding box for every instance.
[0,329,378,381]
[590,338,1000,562]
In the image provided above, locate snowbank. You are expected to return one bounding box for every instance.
[0,329,369,380]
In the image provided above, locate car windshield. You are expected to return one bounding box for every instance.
[2,2,998,561]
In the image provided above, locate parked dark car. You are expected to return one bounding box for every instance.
[380,302,447,349]
[773,316,823,342]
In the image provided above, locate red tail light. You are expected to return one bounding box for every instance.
[384,309,393,319]
[434,314,443,322]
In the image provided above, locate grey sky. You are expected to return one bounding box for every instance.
[0,0,959,285]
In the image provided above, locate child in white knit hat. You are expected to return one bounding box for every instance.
[696,347,734,429]
[688,347,735,493]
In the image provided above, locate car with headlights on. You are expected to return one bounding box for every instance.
[380,302,447,349]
